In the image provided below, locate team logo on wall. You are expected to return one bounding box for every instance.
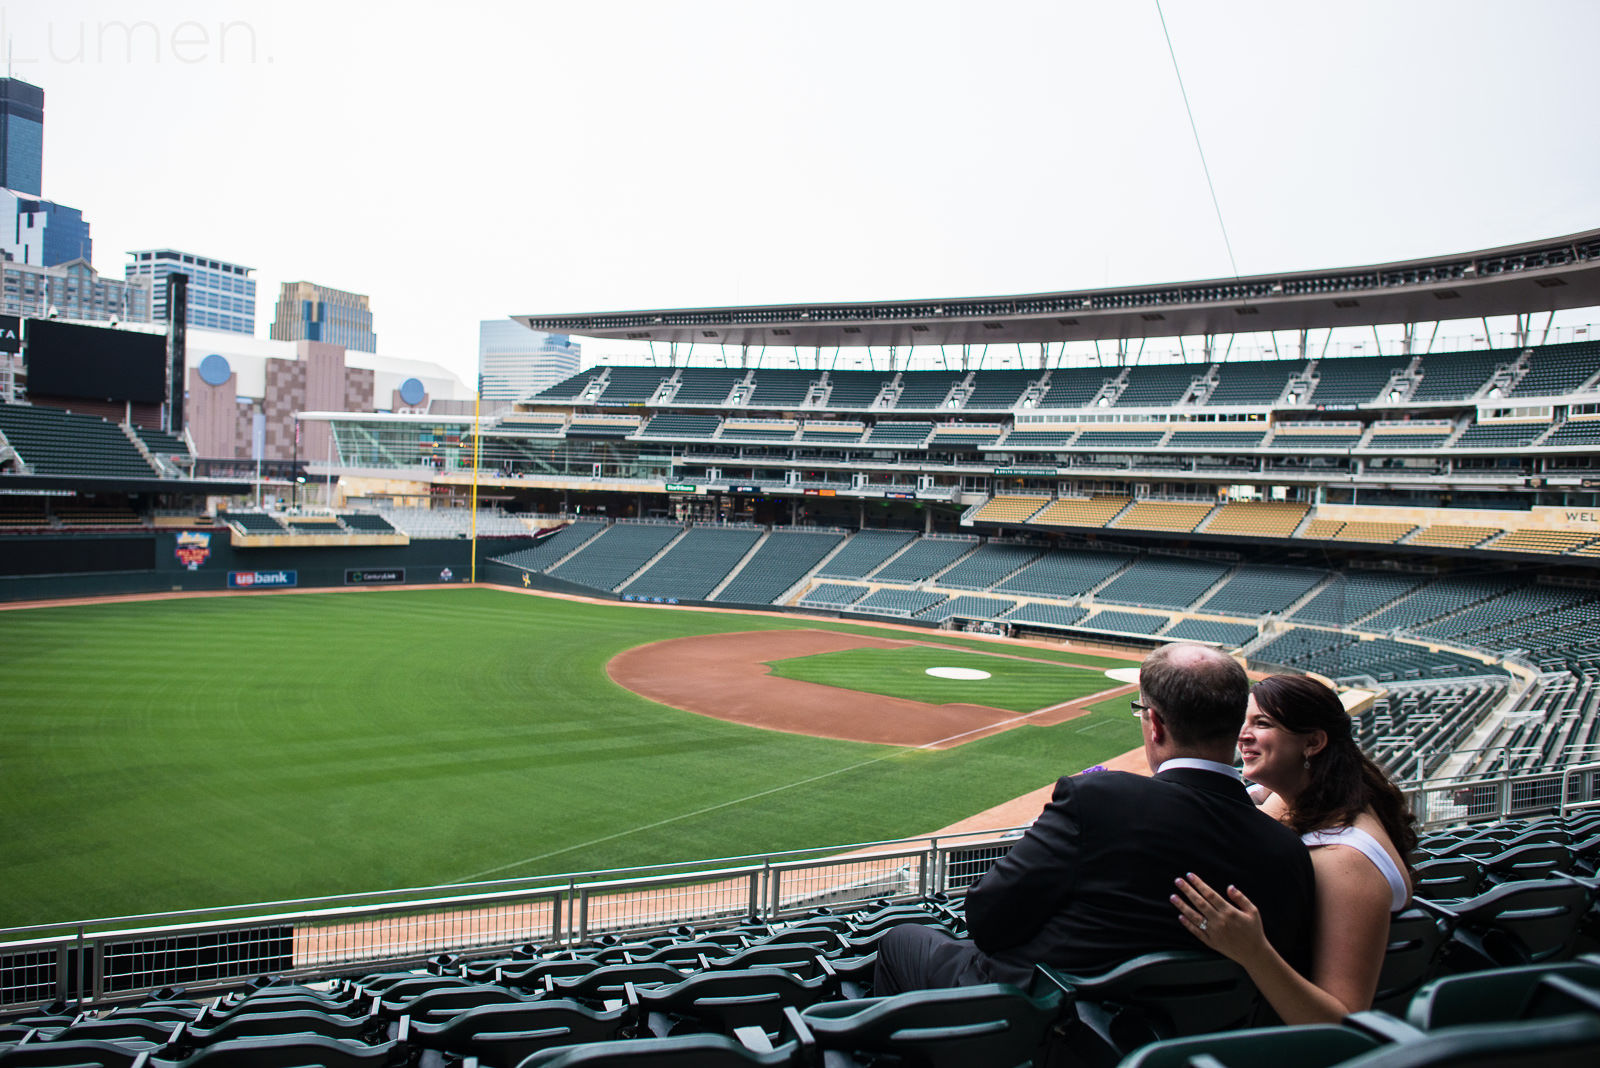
[174,531,212,571]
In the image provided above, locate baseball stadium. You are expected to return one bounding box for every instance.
[2,230,1600,1065]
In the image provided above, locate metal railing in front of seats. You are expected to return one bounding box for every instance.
[0,829,1019,1013]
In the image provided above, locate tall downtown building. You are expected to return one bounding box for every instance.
[270,280,377,352]
[0,77,43,196]
[478,319,581,403]
[126,249,256,335]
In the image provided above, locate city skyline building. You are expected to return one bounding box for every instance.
[270,280,377,352]
[126,249,256,335]
[0,189,91,266]
[477,319,581,403]
[0,77,43,196]
[0,258,150,322]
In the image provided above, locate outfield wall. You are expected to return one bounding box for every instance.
[0,532,541,602]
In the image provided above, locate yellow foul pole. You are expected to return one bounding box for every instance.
[470,387,481,583]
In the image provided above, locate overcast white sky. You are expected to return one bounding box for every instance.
[11,0,1600,384]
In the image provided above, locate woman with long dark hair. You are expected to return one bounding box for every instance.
[1170,673,1416,1024]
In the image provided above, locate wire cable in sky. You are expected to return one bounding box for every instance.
[1155,0,1240,279]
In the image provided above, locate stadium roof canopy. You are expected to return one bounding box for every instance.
[517,229,1600,350]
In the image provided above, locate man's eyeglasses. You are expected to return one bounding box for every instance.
[1130,700,1152,718]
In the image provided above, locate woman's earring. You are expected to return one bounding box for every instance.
[1303,755,1311,770]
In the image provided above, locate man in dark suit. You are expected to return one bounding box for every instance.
[875,643,1315,992]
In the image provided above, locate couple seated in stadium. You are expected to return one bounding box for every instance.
[875,642,1415,1025]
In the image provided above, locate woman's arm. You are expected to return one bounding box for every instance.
[1171,850,1392,1025]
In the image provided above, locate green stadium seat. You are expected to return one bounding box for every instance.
[402,999,629,1068]
[791,982,1063,1068]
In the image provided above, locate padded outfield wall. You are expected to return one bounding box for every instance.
[0,532,540,602]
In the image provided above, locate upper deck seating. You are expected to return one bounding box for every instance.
[1543,420,1600,446]
[970,496,1050,524]
[1204,362,1297,406]
[1417,584,1594,644]
[1413,349,1510,401]
[871,537,975,583]
[798,423,865,444]
[0,404,161,479]
[919,595,1018,622]
[1083,609,1168,634]
[338,513,397,534]
[1307,356,1407,405]
[864,422,933,445]
[935,542,1043,589]
[1029,496,1130,528]
[1001,428,1078,448]
[135,427,190,454]
[714,529,845,604]
[1331,521,1417,544]
[996,548,1132,597]
[1203,501,1309,538]
[1096,556,1231,610]
[672,369,746,404]
[596,367,671,403]
[1114,365,1201,407]
[530,370,600,401]
[746,369,818,407]
[1163,619,1258,646]
[1291,570,1427,625]
[1112,501,1214,533]
[1038,366,1116,408]
[1367,431,1453,449]
[798,582,868,607]
[220,511,286,534]
[620,526,763,601]
[853,588,946,616]
[825,370,894,408]
[1408,525,1502,549]
[1451,423,1548,449]
[1301,518,1346,539]
[1201,566,1325,616]
[718,421,798,442]
[639,414,721,439]
[1253,629,1503,682]
[1363,576,1518,632]
[549,523,684,591]
[964,370,1038,409]
[1002,602,1088,628]
[1165,428,1267,449]
[1486,530,1596,555]
[1077,430,1166,448]
[894,372,963,409]
[1509,341,1600,396]
[816,529,917,579]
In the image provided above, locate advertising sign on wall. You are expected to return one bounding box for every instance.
[228,570,298,589]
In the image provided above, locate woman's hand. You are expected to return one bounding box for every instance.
[1170,873,1271,968]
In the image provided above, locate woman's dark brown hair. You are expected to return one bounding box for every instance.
[1250,674,1417,866]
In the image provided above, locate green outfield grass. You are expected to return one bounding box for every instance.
[0,589,1143,926]
[766,645,1117,713]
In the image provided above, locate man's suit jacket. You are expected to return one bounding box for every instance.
[962,766,1316,985]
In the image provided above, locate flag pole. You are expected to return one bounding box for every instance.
[470,386,481,583]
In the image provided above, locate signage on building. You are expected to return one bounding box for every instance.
[884,492,915,500]
[228,569,297,589]
[729,485,761,494]
[0,315,19,354]
[665,483,699,493]
[346,568,405,585]
[174,531,211,571]
[803,488,837,497]
[995,466,1057,476]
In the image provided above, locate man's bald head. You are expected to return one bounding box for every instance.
[1138,642,1250,748]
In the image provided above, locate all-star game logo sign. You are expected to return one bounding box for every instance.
[175,531,212,571]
